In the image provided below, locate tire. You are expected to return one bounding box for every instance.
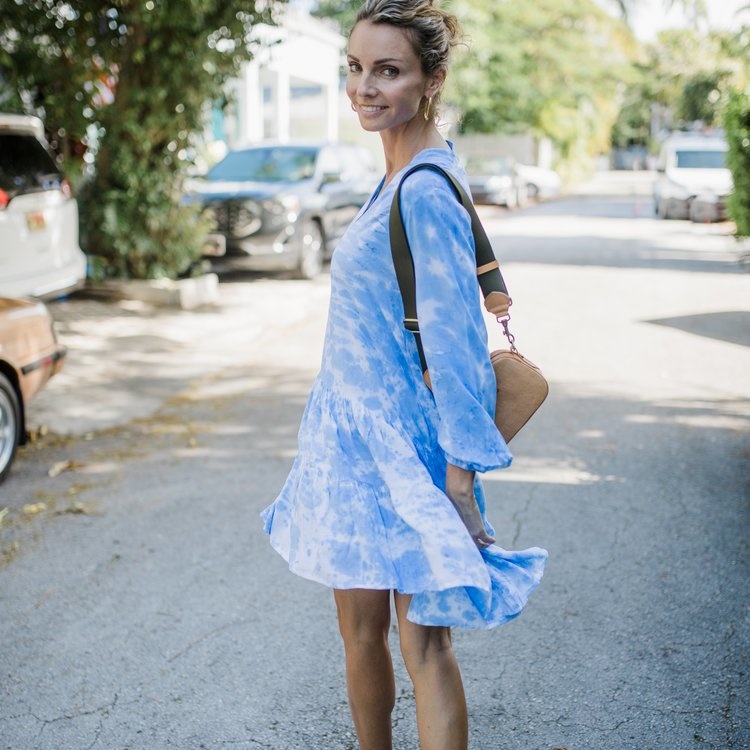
[657,198,670,220]
[0,372,22,484]
[296,219,324,280]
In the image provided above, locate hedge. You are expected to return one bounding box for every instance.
[724,90,750,237]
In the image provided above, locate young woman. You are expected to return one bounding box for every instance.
[262,2,547,748]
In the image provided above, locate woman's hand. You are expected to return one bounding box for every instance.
[445,463,495,549]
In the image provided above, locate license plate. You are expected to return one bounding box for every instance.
[26,211,46,231]
[202,233,226,257]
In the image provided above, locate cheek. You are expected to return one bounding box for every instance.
[394,82,424,112]
[345,76,357,102]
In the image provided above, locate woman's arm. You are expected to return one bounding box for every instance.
[400,172,512,473]
[445,463,495,547]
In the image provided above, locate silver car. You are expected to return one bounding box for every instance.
[187,142,379,279]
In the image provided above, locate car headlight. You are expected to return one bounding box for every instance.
[233,200,262,236]
[694,191,719,204]
[487,176,510,190]
[263,195,300,222]
[665,180,692,200]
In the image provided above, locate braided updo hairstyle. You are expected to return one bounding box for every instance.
[351,0,462,120]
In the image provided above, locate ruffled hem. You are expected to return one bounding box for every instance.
[407,544,548,629]
[261,383,547,630]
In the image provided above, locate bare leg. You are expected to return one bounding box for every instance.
[334,589,395,750]
[394,593,468,750]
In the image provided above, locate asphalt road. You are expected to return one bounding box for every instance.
[1,172,748,749]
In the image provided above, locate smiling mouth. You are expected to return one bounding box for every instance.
[359,105,387,113]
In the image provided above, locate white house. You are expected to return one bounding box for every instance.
[217,10,345,147]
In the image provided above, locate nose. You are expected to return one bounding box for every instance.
[356,71,377,99]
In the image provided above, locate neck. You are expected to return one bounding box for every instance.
[381,120,447,184]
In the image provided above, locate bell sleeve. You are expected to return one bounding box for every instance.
[400,172,513,473]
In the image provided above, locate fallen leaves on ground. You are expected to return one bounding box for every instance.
[47,459,86,478]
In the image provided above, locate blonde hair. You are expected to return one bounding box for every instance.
[351,0,462,117]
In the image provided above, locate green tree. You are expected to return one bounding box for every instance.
[724,89,750,237]
[313,0,360,32]
[610,23,750,154]
[0,1,285,280]
[449,0,636,161]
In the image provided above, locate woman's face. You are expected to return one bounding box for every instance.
[346,20,439,133]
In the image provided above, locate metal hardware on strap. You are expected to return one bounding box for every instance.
[500,316,518,353]
[403,318,420,332]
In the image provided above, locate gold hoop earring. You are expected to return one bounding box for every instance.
[423,96,432,121]
[351,102,358,112]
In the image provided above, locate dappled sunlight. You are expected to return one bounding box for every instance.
[484,457,618,485]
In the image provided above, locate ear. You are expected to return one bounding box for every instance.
[426,66,447,98]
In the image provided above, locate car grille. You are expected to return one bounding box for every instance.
[210,200,262,237]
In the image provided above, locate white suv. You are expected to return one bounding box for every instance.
[653,134,732,222]
[0,114,87,298]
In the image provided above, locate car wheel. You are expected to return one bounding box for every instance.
[296,219,324,280]
[658,199,670,220]
[0,372,22,483]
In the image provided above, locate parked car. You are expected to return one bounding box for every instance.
[515,164,562,200]
[653,134,732,222]
[185,142,379,279]
[0,297,66,482]
[464,156,528,208]
[0,114,88,299]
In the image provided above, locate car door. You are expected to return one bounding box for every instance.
[316,145,376,248]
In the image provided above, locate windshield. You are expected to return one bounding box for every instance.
[0,133,64,195]
[207,146,319,182]
[675,149,726,169]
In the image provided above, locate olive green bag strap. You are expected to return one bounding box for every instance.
[388,163,510,376]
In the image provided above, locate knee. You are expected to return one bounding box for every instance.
[338,614,390,649]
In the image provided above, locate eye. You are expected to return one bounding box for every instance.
[382,66,399,78]
[347,61,362,73]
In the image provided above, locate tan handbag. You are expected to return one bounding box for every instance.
[390,163,548,443]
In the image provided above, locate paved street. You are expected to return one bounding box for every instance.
[1,172,748,749]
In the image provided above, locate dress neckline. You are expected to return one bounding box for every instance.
[356,144,456,221]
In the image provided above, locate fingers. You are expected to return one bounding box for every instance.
[473,532,495,550]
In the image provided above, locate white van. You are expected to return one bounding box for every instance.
[653,134,732,222]
[0,114,87,298]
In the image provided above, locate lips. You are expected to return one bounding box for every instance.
[358,105,387,113]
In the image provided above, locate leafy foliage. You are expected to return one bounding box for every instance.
[724,89,750,237]
[313,0,360,33]
[0,0,285,279]
[610,24,750,151]
[449,0,636,161]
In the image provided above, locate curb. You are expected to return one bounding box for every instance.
[85,273,220,309]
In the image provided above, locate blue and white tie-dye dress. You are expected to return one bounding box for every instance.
[261,145,547,629]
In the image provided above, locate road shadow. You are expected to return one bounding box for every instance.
[646,311,750,347]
